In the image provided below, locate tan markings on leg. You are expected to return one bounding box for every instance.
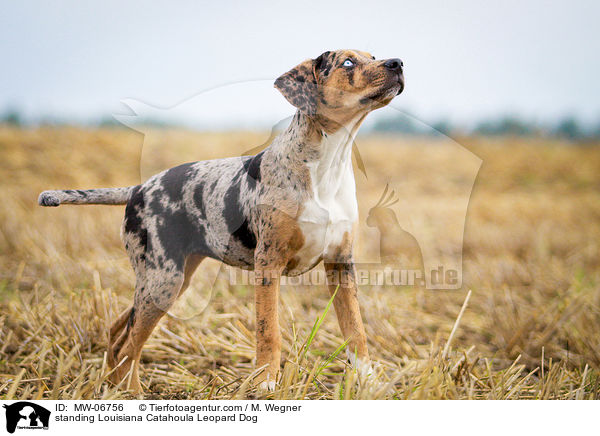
[112,306,165,393]
[108,307,133,369]
[111,303,169,393]
[324,231,369,362]
[253,209,304,389]
[254,266,282,390]
[109,271,185,393]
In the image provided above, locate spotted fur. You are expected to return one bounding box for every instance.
[38,49,404,393]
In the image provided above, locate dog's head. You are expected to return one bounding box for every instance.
[275,49,403,125]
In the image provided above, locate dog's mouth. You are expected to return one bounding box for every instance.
[361,78,404,105]
[396,77,405,95]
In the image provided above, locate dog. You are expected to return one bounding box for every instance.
[38,49,404,393]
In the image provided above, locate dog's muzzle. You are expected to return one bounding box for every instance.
[383,58,404,95]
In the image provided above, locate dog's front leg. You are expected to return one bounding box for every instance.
[254,260,283,391]
[324,258,371,376]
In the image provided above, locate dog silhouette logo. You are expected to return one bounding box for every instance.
[2,402,50,433]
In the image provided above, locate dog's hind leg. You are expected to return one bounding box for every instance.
[107,275,146,391]
[108,222,149,389]
[110,268,185,393]
[110,307,132,338]
[109,184,208,392]
[108,306,134,368]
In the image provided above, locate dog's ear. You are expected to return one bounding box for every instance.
[275,53,327,115]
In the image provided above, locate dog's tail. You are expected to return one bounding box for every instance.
[38,186,137,207]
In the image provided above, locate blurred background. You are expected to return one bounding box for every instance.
[0,1,599,399]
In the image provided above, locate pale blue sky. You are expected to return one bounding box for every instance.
[1,0,599,127]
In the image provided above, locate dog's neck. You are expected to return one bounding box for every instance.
[270,111,366,201]
[277,111,365,167]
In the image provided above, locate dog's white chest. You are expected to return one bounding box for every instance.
[291,130,358,274]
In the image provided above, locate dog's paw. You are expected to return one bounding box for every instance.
[347,351,374,377]
[256,371,277,394]
[258,380,276,392]
[38,191,60,207]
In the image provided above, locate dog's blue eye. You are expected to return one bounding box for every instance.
[342,59,354,67]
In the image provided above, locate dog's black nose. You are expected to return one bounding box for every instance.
[384,58,403,71]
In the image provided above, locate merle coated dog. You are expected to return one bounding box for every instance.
[39,49,404,393]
